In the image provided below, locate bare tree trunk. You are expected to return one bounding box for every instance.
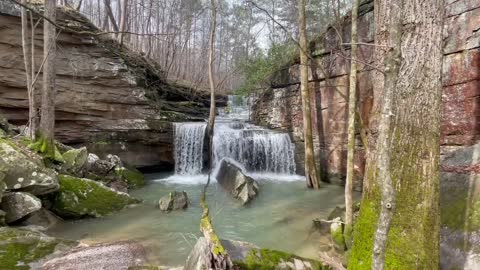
[344,0,359,242]
[21,0,35,139]
[104,0,119,33]
[198,1,233,269]
[38,0,57,156]
[119,0,128,45]
[297,0,320,189]
[348,0,444,269]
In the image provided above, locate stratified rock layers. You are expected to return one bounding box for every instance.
[0,4,223,169]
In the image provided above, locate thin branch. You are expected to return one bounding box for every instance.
[7,0,174,37]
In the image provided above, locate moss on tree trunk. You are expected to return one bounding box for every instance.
[348,0,444,269]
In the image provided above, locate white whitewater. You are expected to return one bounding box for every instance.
[171,95,300,182]
[173,122,206,175]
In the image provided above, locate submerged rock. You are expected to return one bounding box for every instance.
[184,237,329,270]
[0,140,59,195]
[43,241,147,270]
[215,159,259,205]
[158,191,189,211]
[0,192,41,223]
[0,226,75,270]
[52,175,139,218]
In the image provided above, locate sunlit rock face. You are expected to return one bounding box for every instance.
[0,3,225,169]
[252,0,480,184]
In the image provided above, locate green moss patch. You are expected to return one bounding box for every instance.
[115,167,145,189]
[52,175,140,218]
[0,227,75,270]
[235,249,331,270]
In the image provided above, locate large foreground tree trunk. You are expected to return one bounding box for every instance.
[38,0,57,154]
[297,0,320,189]
[348,0,444,269]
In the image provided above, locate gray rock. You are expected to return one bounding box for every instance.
[42,241,147,270]
[19,208,63,230]
[159,191,189,211]
[216,159,259,205]
[0,142,59,195]
[184,237,325,270]
[184,237,258,270]
[0,192,41,223]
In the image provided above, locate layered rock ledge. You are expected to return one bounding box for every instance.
[0,3,225,169]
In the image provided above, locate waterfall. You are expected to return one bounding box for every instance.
[173,121,296,176]
[173,123,206,175]
[213,123,296,174]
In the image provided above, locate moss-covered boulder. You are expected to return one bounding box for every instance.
[115,167,145,188]
[61,147,88,174]
[0,226,76,270]
[0,192,42,223]
[52,175,140,218]
[185,237,331,270]
[0,140,58,195]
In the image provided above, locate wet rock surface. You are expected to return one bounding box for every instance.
[42,241,147,270]
[158,191,189,211]
[216,159,259,205]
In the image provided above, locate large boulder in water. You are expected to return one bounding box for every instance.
[158,191,189,211]
[0,140,58,195]
[216,159,259,205]
[52,175,140,218]
[0,192,41,223]
[184,237,330,270]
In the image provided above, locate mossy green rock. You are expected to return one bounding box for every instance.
[185,237,331,270]
[0,226,75,270]
[0,140,58,195]
[61,147,88,174]
[330,217,346,251]
[52,175,140,218]
[115,167,145,188]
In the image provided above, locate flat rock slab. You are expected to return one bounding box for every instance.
[43,241,147,270]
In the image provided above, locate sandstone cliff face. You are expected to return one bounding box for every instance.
[0,3,220,169]
[252,0,480,181]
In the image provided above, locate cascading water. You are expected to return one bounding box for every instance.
[173,122,206,175]
[212,123,296,174]
[173,95,297,177]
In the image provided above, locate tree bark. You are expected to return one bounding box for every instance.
[21,0,35,139]
[119,0,128,45]
[344,0,359,238]
[348,0,444,269]
[103,0,119,33]
[297,0,320,189]
[199,0,232,268]
[39,0,56,148]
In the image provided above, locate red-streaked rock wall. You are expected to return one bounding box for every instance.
[252,0,480,183]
